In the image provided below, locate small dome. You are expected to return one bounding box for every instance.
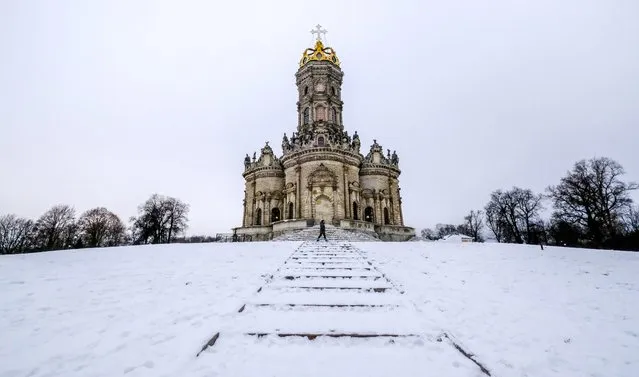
[299,39,340,67]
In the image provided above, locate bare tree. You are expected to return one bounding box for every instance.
[485,190,523,243]
[435,223,457,239]
[463,210,484,242]
[78,207,127,248]
[420,228,437,240]
[0,214,35,254]
[485,199,505,242]
[547,157,637,248]
[164,197,189,244]
[514,188,545,244]
[32,205,77,251]
[130,194,190,244]
[484,188,544,244]
[626,206,639,232]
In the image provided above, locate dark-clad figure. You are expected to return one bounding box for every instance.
[317,219,327,242]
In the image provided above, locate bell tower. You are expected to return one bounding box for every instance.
[295,25,344,135]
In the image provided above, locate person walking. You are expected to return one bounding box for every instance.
[317,219,327,242]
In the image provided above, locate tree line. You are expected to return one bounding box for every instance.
[0,194,190,254]
[421,156,639,251]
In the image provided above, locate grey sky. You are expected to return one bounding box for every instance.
[1,0,638,235]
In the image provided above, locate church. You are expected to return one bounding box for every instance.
[233,26,415,241]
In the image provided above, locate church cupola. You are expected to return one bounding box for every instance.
[295,25,344,133]
[299,38,340,67]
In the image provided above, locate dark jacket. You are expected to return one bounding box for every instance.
[319,221,325,232]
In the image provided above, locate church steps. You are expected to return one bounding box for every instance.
[267,278,394,289]
[272,225,380,242]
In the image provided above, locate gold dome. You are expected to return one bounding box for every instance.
[299,39,340,67]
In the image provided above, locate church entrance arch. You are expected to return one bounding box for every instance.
[364,207,374,223]
[314,195,332,223]
[271,208,281,223]
[308,164,338,223]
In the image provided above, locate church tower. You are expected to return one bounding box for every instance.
[296,26,344,136]
[234,25,415,242]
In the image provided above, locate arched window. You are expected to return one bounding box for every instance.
[353,202,359,220]
[255,208,262,226]
[364,207,374,223]
[315,105,326,121]
[330,108,337,122]
[303,108,309,124]
[271,208,280,223]
[384,207,390,225]
[331,87,336,96]
[288,202,294,219]
[304,86,308,95]
[318,136,325,147]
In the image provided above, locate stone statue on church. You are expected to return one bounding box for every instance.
[252,152,256,162]
[244,154,251,169]
[282,133,290,152]
[352,131,360,153]
[391,150,399,165]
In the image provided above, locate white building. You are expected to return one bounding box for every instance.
[440,234,474,243]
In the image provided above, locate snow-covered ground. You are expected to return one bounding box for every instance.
[1,240,638,377]
[0,243,296,377]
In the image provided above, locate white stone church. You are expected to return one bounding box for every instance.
[233,27,415,241]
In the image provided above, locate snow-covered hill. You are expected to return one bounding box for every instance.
[1,240,638,377]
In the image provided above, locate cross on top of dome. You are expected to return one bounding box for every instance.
[310,24,327,41]
[299,24,340,67]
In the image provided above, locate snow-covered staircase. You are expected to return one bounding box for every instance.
[272,225,380,242]
[193,241,487,376]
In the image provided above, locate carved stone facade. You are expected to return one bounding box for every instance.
[234,32,415,241]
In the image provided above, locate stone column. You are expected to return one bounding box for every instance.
[398,188,404,226]
[296,166,302,219]
[309,187,315,220]
[242,198,246,227]
[249,181,256,226]
[342,166,348,219]
[332,186,338,223]
[388,177,396,225]
[373,193,378,225]
[347,188,352,219]
[376,192,384,225]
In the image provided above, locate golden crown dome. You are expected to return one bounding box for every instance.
[299,39,340,67]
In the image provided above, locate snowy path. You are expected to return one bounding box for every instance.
[3,241,637,376]
[190,241,487,377]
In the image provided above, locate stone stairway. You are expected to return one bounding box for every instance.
[193,241,487,376]
[272,225,380,242]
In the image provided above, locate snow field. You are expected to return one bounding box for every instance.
[0,242,298,377]
[363,241,639,377]
[2,239,638,377]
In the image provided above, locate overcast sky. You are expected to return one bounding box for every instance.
[1,0,638,235]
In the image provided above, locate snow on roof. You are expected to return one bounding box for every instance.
[440,233,473,242]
